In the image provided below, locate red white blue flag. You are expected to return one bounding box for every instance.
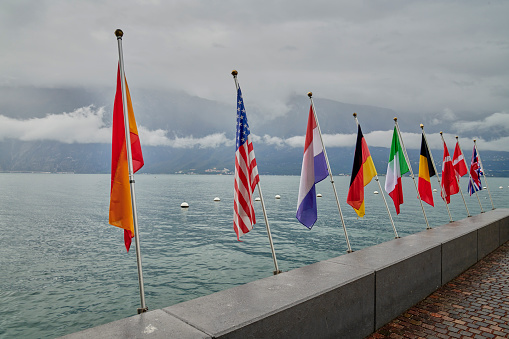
[296,105,329,228]
[233,86,260,240]
[468,146,483,195]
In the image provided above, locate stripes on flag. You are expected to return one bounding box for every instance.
[347,124,377,217]
[233,86,260,240]
[109,64,144,252]
[468,146,483,195]
[385,126,409,214]
[452,141,468,178]
[296,105,328,228]
[418,133,435,207]
[440,140,459,204]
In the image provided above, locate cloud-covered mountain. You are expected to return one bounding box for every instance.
[0,86,508,175]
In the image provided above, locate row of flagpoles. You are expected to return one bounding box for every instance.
[108,31,496,313]
[230,71,496,273]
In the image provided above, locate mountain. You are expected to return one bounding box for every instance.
[0,86,508,176]
[1,139,508,177]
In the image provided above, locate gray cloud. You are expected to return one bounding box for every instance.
[0,0,508,143]
[1,105,505,151]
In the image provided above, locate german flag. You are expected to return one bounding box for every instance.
[418,133,435,206]
[347,124,377,217]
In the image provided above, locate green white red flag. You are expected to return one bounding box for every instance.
[385,127,409,214]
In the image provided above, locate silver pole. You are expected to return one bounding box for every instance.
[394,118,431,229]
[440,132,470,217]
[231,70,281,274]
[257,184,281,274]
[456,136,484,213]
[420,125,453,222]
[309,92,352,253]
[353,113,399,238]
[474,140,495,210]
[115,29,147,314]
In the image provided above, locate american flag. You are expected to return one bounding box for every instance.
[468,146,483,195]
[233,86,259,240]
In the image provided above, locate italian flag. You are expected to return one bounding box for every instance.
[385,127,409,214]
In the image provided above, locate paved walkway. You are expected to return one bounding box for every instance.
[367,242,509,339]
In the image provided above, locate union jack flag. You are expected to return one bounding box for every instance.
[468,146,483,195]
[233,86,259,240]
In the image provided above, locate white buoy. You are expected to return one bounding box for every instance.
[316,193,322,197]
[374,191,379,194]
[483,186,487,189]
[181,202,189,208]
[499,186,503,189]
[213,197,220,201]
[255,197,261,201]
[275,195,281,199]
[433,188,437,192]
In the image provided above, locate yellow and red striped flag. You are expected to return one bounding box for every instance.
[109,65,144,251]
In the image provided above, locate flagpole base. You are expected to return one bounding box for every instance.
[347,249,354,253]
[395,236,401,239]
[273,270,282,275]
[137,307,148,314]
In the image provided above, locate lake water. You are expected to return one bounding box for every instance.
[0,173,507,338]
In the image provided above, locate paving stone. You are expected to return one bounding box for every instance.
[367,242,509,339]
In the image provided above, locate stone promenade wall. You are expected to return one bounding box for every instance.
[62,208,509,339]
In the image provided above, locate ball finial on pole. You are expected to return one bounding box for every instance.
[307,92,312,98]
[231,70,238,76]
[353,112,357,117]
[115,29,123,38]
[456,136,459,139]
[440,131,443,135]
[473,139,476,142]
[393,117,398,121]
[420,124,424,129]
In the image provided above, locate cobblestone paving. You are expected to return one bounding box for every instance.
[367,241,509,339]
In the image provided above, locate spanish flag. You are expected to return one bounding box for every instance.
[109,65,144,252]
[418,133,435,206]
[347,124,377,217]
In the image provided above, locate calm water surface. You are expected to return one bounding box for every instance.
[0,173,507,338]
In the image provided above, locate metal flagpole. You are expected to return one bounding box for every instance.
[474,140,495,210]
[456,136,484,213]
[394,118,431,229]
[115,29,147,313]
[353,113,399,238]
[420,125,453,223]
[308,92,353,253]
[440,132,470,217]
[231,70,281,275]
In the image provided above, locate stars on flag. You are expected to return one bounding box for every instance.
[236,93,251,150]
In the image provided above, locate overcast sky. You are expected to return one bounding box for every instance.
[0,0,508,150]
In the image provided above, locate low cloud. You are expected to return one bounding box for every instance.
[453,112,509,133]
[0,106,507,152]
[0,106,111,143]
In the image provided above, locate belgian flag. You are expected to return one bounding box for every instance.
[418,133,435,206]
[347,124,377,217]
